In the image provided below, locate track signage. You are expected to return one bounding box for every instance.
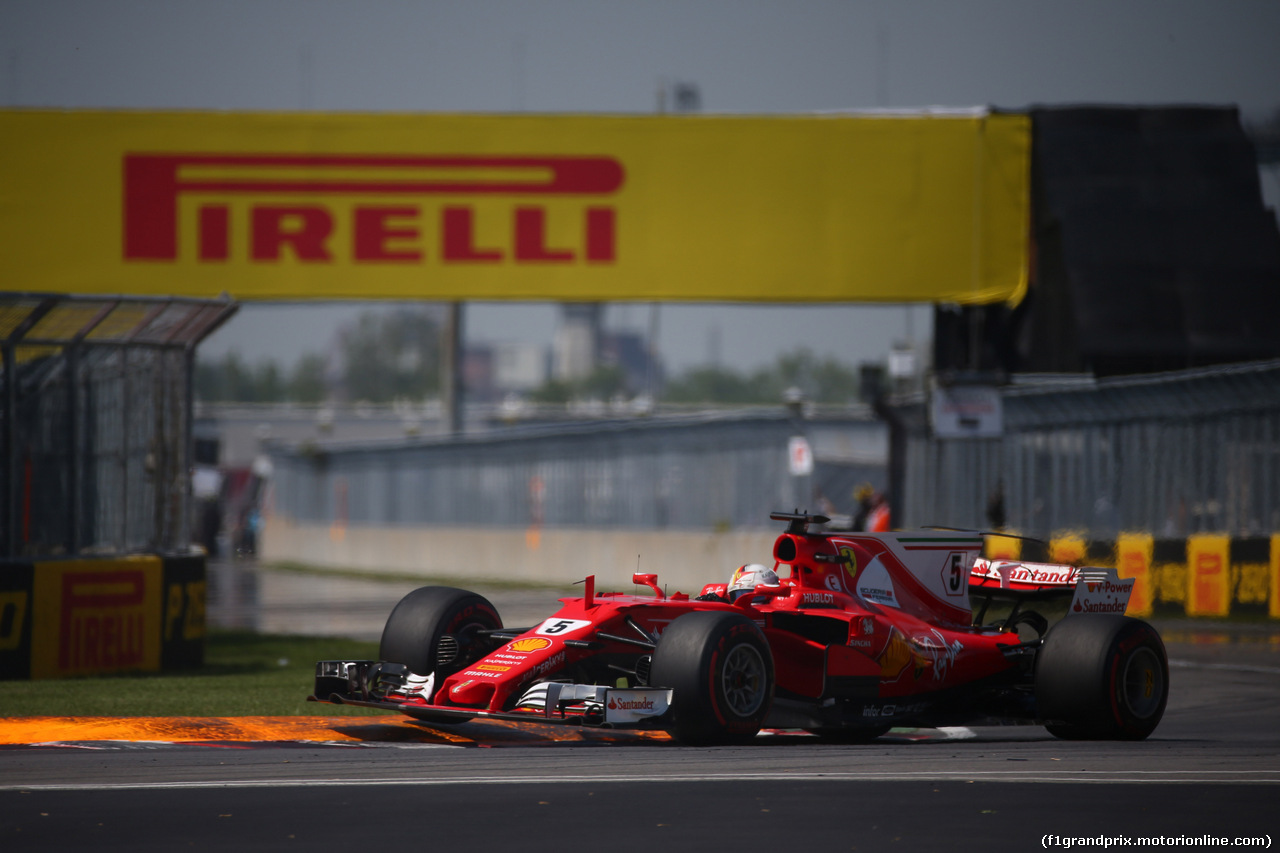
[2,109,1030,304]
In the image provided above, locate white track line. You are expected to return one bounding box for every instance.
[1168,659,1280,675]
[5,770,1279,792]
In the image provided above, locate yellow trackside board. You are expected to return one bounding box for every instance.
[29,557,164,679]
[0,109,1029,304]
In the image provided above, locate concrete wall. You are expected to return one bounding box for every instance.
[261,516,778,594]
[263,517,1280,619]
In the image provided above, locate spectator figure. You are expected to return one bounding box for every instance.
[867,491,891,532]
[852,483,875,531]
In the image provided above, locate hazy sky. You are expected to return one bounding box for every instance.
[4,0,1278,374]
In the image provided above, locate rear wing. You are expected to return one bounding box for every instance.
[969,558,1135,625]
[1066,568,1135,616]
[970,557,1078,592]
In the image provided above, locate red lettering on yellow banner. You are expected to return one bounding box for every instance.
[199,205,229,261]
[251,206,333,261]
[353,206,421,262]
[123,153,624,266]
[515,207,574,262]
[58,571,148,671]
[442,207,502,262]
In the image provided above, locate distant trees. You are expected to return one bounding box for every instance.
[195,307,440,404]
[528,365,629,404]
[288,354,329,404]
[337,309,441,402]
[521,348,864,405]
[197,311,867,407]
[662,366,762,404]
[662,349,862,405]
[194,353,289,403]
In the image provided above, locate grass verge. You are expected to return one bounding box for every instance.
[0,630,386,718]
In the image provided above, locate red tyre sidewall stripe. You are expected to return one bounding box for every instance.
[1107,649,1123,728]
[1109,625,1156,735]
[707,642,727,725]
[444,603,499,634]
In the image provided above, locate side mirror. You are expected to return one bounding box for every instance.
[734,584,787,608]
[632,573,664,599]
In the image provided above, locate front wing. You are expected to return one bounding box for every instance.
[310,659,673,728]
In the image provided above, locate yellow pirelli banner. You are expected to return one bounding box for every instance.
[1186,534,1231,618]
[1,555,206,680]
[0,109,1029,303]
[1271,534,1280,619]
[29,557,164,680]
[1116,532,1154,617]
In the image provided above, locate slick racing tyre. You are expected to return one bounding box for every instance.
[379,587,502,679]
[649,611,775,745]
[1035,615,1168,741]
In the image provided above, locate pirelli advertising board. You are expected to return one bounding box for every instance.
[0,555,205,680]
[0,109,1029,304]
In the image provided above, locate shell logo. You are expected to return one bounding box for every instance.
[507,637,553,653]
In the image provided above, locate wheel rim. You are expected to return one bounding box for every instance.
[720,643,767,717]
[1120,646,1164,719]
[443,617,497,671]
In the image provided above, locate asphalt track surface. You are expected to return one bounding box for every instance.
[2,566,1278,851]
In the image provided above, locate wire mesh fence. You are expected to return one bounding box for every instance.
[896,360,1280,538]
[258,361,1279,543]
[0,295,236,557]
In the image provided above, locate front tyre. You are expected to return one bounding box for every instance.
[649,611,774,745]
[1035,615,1168,741]
[379,586,502,678]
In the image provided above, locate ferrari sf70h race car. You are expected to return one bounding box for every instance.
[311,512,1169,744]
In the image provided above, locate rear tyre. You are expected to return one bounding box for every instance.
[649,611,774,745]
[379,586,502,678]
[1035,615,1168,741]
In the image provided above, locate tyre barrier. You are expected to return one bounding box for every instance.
[0,554,205,680]
[985,532,1280,619]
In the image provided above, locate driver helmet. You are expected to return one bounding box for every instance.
[728,563,780,602]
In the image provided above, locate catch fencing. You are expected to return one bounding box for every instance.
[896,360,1280,539]
[0,294,236,557]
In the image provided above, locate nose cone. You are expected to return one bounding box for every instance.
[447,677,497,708]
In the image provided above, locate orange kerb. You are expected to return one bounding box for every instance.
[0,716,671,746]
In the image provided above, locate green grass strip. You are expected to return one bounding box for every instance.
[0,630,386,718]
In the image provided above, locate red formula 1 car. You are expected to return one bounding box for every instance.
[311,512,1169,744]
